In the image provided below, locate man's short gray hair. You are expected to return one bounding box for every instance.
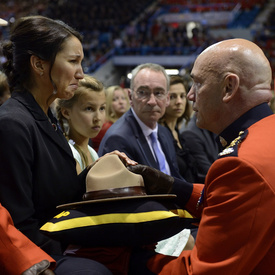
[130,63,170,92]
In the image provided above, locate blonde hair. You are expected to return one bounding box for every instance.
[105,85,129,123]
[56,75,104,167]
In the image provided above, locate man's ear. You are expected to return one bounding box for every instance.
[128,89,132,99]
[165,92,170,107]
[223,73,239,103]
[61,108,70,120]
[30,55,45,76]
[128,89,134,106]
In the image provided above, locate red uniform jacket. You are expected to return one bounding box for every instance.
[148,104,275,274]
[0,204,55,274]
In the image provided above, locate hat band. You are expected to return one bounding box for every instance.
[83,186,147,201]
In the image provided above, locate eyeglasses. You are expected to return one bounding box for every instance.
[134,89,167,101]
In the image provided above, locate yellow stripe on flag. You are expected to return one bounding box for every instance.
[40,210,178,233]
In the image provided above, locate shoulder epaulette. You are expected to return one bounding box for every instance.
[218,130,248,158]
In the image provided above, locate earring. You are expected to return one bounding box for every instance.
[40,72,44,76]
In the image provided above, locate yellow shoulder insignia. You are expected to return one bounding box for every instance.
[218,130,248,158]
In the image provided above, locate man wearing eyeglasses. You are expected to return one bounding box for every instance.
[98,63,183,180]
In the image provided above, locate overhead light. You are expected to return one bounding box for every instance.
[127,69,179,79]
[165,69,179,75]
[0,18,8,26]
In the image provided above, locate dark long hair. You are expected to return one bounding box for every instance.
[159,75,192,128]
[1,15,82,93]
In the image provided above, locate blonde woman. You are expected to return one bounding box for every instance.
[106,85,130,122]
[91,85,130,151]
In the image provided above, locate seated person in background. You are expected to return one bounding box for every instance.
[0,203,55,275]
[159,75,198,182]
[129,38,275,275]
[98,63,182,179]
[91,85,130,151]
[181,113,219,183]
[56,74,105,174]
[0,71,11,106]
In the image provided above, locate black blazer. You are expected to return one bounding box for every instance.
[98,109,183,179]
[0,91,87,254]
[181,115,219,183]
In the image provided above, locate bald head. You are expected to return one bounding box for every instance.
[188,39,272,134]
[201,39,271,91]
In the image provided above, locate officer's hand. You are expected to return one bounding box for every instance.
[127,164,174,194]
[21,260,55,275]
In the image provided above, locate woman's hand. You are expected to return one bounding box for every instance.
[104,150,137,166]
[86,150,138,171]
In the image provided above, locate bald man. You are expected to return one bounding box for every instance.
[129,39,275,274]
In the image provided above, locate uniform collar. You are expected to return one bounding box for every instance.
[216,103,273,150]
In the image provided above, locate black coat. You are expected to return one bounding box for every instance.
[0,91,87,254]
[181,115,219,183]
[164,124,199,183]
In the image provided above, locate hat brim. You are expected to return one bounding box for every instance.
[57,194,177,210]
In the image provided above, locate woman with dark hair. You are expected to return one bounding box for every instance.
[159,75,198,182]
[0,15,134,274]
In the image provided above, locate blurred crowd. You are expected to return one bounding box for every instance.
[254,6,275,78]
[0,0,271,74]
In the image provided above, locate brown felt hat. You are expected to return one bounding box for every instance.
[57,154,175,209]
